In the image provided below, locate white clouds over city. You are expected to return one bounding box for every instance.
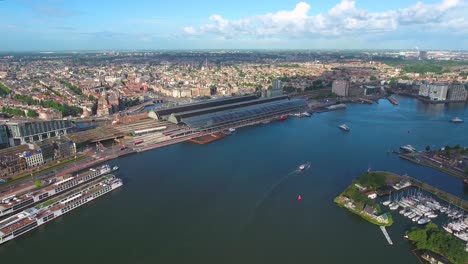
[183,0,467,39]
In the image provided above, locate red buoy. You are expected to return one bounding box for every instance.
[297,195,302,201]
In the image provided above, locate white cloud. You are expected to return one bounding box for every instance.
[183,0,466,39]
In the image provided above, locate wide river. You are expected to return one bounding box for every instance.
[1,96,467,263]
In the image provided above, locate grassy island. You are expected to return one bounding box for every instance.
[407,223,468,264]
[334,172,398,226]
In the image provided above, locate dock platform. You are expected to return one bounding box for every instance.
[380,226,393,245]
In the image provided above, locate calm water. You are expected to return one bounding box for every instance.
[1,96,467,263]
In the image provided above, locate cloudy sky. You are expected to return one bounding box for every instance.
[0,0,467,51]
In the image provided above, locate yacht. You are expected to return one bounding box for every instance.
[418,217,431,225]
[338,124,350,132]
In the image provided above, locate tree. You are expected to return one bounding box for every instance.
[425,145,431,152]
[27,110,39,117]
[34,180,42,188]
[370,76,377,81]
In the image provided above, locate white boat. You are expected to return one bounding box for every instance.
[112,166,119,171]
[298,162,311,171]
[228,128,236,133]
[399,209,406,215]
[389,203,399,210]
[418,217,431,225]
[412,216,421,222]
[338,124,350,132]
[450,117,464,123]
[400,145,417,153]
[427,213,438,219]
[382,200,391,206]
[301,111,311,117]
[443,225,453,234]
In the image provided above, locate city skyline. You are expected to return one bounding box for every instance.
[0,0,467,51]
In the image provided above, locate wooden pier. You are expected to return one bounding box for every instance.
[380,226,393,245]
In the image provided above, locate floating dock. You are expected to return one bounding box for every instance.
[387,97,399,105]
[380,226,393,245]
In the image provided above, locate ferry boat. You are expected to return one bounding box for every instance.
[0,164,112,217]
[400,145,417,153]
[418,217,431,225]
[297,162,311,171]
[450,117,464,123]
[0,176,122,245]
[338,124,350,132]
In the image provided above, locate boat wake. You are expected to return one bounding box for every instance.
[253,164,312,212]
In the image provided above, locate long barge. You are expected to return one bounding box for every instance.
[0,164,117,217]
[0,175,122,245]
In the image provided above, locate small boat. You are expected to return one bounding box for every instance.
[338,124,350,132]
[399,209,406,215]
[443,225,453,233]
[112,166,119,171]
[279,115,288,121]
[298,162,311,171]
[412,216,421,222]
[382,200,391,206]
[418,217,431,225]
[450,117,464,123]
[427,213,438,219]
[301,111,311,117]
[389,203,399,210]
[228,128,236,133]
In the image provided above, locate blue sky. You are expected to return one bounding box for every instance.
[0,0,467,51]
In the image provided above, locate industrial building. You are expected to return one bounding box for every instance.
[5,120,72,146]
[154,95,306,131]
[447,84,468,101]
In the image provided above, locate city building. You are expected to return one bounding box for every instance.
[0,156,27,177]
[332,80,349,97]
[419,84,449,101]
[267,79,283,98]
[0,125,9,149]
[20,144,44,167]
[363,85,381,96]
[447,84,468,101]
[54,138,77,158]
[96,91,110,117]
[36,140,55,162]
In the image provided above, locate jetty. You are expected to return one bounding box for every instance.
[387,97,399,105]
[380,226,393,245]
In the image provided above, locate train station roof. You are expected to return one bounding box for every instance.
[181,99,306,129]
[154,95,258,119]
[168,95,289,124]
